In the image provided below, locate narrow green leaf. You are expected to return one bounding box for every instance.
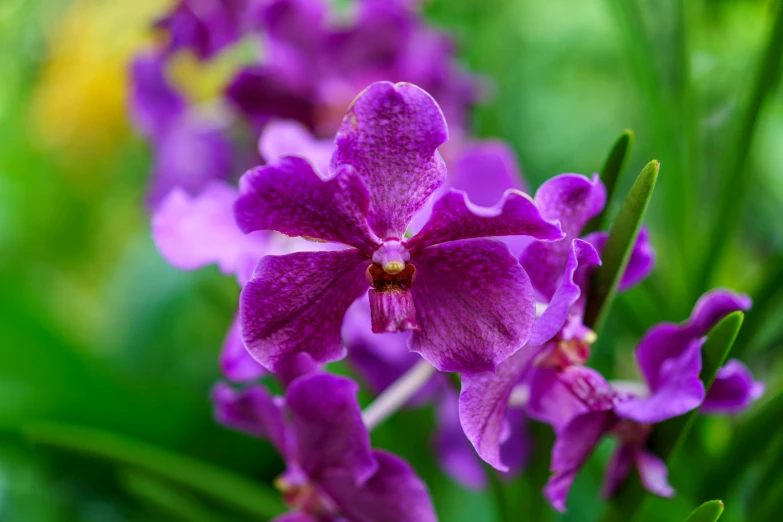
[684,500,724,522]
[601,312,743,522]
[583,159,659,332]
[583,130,634,234]
[24,421,284,519]
[119,469,218,522]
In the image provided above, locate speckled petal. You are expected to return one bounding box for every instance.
[458,348,538,471]
[240,249,370,371]
[409,239,535,373]
[286,373,378,484]
[331,82,448,239]
[406,189,563,253]
[235,156,380,253]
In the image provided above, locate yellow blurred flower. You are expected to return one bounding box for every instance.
[30,0,172,160]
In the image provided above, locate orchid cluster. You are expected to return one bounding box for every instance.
[132,1,764,520]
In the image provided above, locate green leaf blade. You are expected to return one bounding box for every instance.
[24,421,285,520]
[584,159,659,332]
[584,130,635,234]
[684,500,724,522]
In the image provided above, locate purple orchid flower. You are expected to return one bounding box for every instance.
[337,139,532,489]
[213,372,437,521]
[227,0,479,142]
[458,173,654,471]
[235,81,563,375]
[130,53,234,206]
[544,289,754,512]
[701,358,764,414]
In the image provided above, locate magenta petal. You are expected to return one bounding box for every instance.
[240,249,369,371]
[153,181,267,278]
[321,450,437,522]
[701,359,764,414]
[220,315,266,382]
[448,141,527,206]
[528,239,600,347]
[616,340,705,423]
[544,410,615,513]
[410,239,535,373]
[259,120,333,175]
[212,382,288,456]
[519,174,605,300]
[435,389,487,489]
[602,443,634,498]
[635,449,675,498]
[406,189,563,252]
[583,226,655,292]
[636,289,751,391]
[458,349,537,471]
[286,373,377,484]
[235,156,380,253]
[331,82,448,239]
[368,289,419,332]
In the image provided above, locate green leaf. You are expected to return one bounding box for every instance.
[699,388,783,498]
[684,500,724,522]
[119,469,219,522]
[601,312,743,522]
[24,420,284,520]
[583,159,659,332]
[583,130,634,234]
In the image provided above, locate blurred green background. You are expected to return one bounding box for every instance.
[1,0,782,520]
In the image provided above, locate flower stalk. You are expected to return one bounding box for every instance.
[362,359,437,430]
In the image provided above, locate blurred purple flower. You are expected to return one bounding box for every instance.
[157,0,255,60]
[213,372,437,521]
[544,289,753,512]
[227,0,479,141]
[235,81,563,374]
[151,178,329,382]
[130,53,234,205]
